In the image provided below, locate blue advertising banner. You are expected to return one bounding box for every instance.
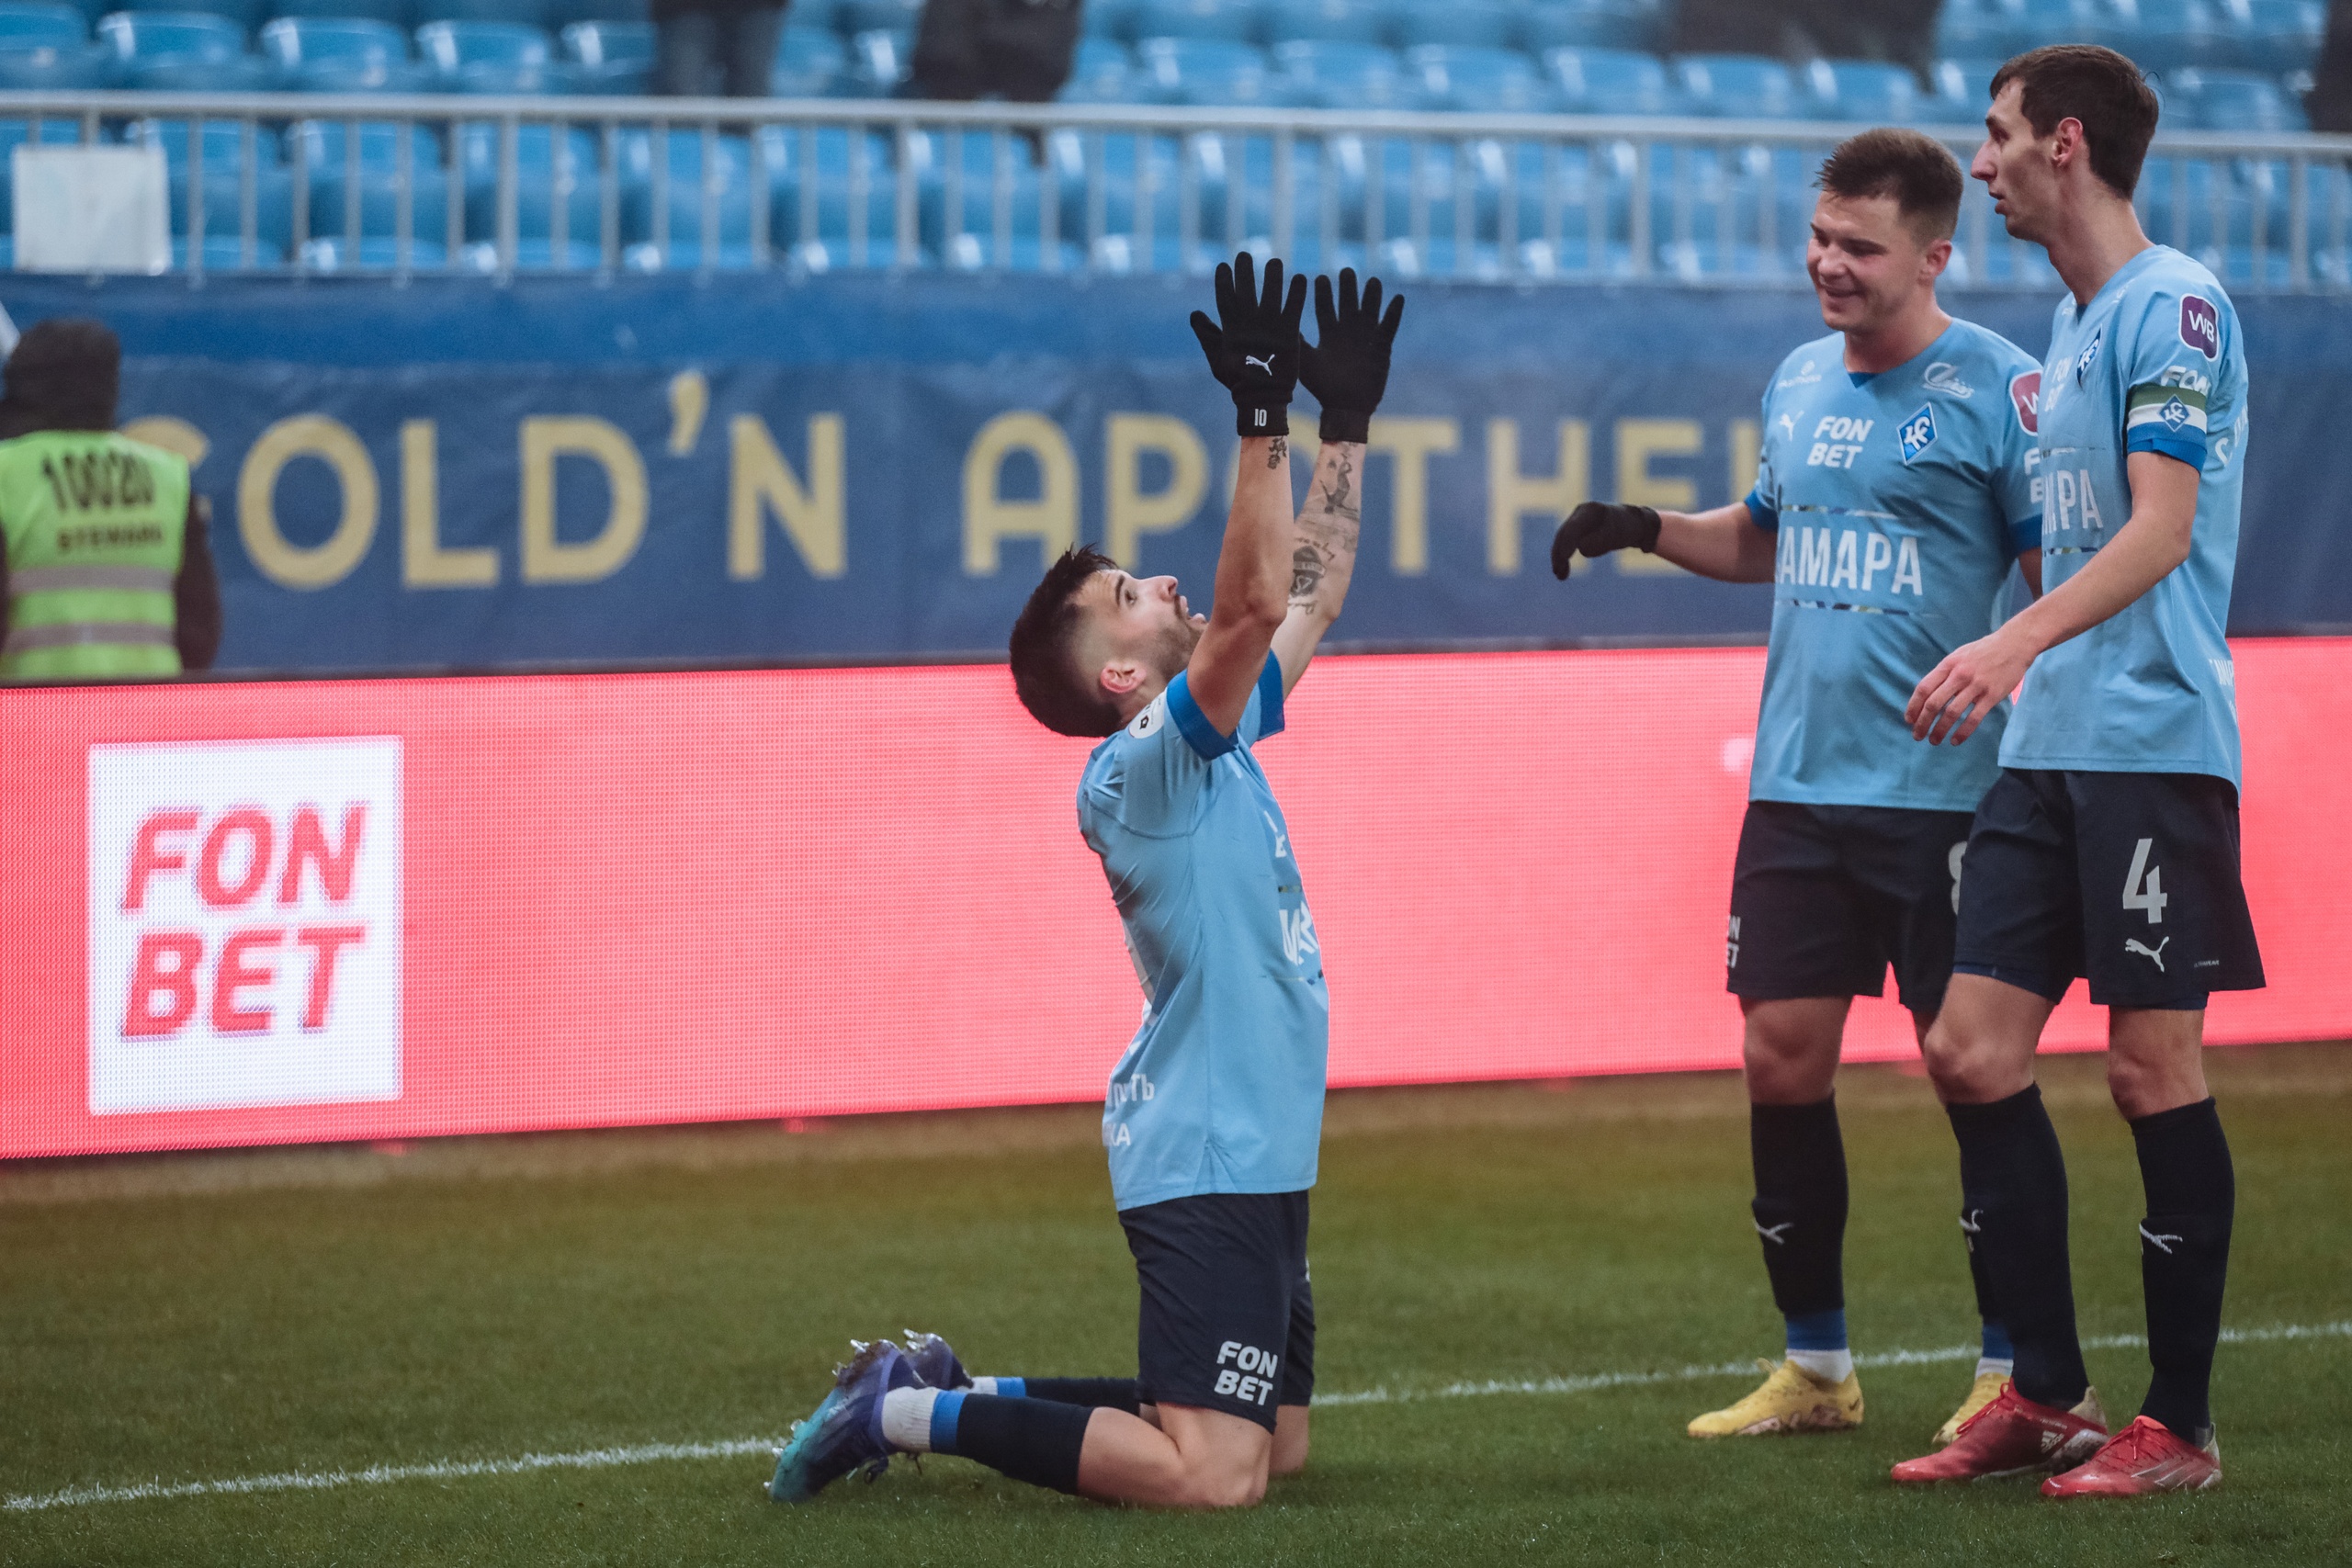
[6,274,2347,671]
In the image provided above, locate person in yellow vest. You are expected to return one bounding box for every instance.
[0,318,220,680]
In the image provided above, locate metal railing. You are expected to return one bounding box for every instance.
[6,89,2350,291]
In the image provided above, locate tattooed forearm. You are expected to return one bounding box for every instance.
[1267,435,1288,469]
[1287,444,1364,612]
[1317,447,1360,524]
[1290,543,1325,604]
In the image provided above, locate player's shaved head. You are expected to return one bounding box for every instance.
[1817,129,1964,243]
[1011,546,1129,737]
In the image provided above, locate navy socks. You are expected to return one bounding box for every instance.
[928,1393,1093,1494]
[2132,1098,2234,1440]
[1946,1085,2090,1410]
[1750,1097,1849,1323]
[1017,1377,1143,1414]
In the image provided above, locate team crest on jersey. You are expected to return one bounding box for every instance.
[2075,327,2103,387]
[2009,370,2041,434]
[1898,404,1939,464]
[1921,361,1973,398]
[2180,295,2220,359]
[1127,694,1165,739]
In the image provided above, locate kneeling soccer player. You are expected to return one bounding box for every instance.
[766,254,1400,1508]
[1550,129,2047,1447]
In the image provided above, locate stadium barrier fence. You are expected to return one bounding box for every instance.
[5,89,2351,289]
[5,638,2347,1160]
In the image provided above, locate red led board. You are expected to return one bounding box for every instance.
[3,641,2346,1160]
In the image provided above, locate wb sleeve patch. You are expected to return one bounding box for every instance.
[2179,294,2220,360]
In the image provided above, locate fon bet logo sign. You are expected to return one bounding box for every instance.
[87,739,401,1115]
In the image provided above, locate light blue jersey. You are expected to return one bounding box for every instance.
[1745,321,2044,811]
[1079,657,1328,1213]
[2001,246,2248,785]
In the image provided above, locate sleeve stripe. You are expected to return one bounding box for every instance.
[2126,430,2208,467]
[1255,654,1286,740]
[1165,671,1238,760]
[2007,513,2043,558]
[1743,487,1778,532]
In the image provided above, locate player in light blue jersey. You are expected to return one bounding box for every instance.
[766,255,1401,1510]
[1896,46,2262,1497]
[1551,129,2046,1450]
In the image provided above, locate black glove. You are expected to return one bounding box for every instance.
[1299,267,1404,445]
[1550,502,1662,580]
[1189,251,1306,437]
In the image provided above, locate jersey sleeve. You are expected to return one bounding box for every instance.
[1166,656,1285,754]
[1995,359,2044,558]
[2120,279,2224,469]
[1083,692,1211,835]
[1744,382,1781,532]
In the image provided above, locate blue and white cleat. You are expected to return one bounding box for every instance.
[767,1339,916,1504]
[902,1330,971,1391]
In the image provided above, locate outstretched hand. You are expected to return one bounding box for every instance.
[1189,252,1308,437]
[1550,502,1662,580]
[1299,267,1404,444]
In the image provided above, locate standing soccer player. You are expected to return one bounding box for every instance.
[765,254,1401,1508]
[1894,46,2261,1496]
[1551,129,2045,1445]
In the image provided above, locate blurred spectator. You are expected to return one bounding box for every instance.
[908,0,1082,103]
[1670,0,1939,84]
[0,319,220,681]
[655,0,789,96]
[2309,0,2352,130]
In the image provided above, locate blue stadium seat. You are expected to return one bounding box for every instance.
[1406,43,1557,112]
[1804,58,1917,121]
[96,10,277,85]
[1056,35,1135,98]
[770,128,918,269]
[174,233,288,266]
[130,113,283,164]
[1544,45,1670,113]
[300,236,452,268]
[1130,0,1255,43]
[0,39,111,81]
[412,0,555,28]
[1673,53,1798,118]
[836,0,919,35]
[1521,0,1653,54]
[2217,0,2322,73]
[617,126,762,267]
[1268,38,1407,108]
[109,0,267,32]
[559,17,646,61]
[770,25,846,94]
[1260,0,1379,45]
[1390,0,1518,50]
[549,0,646,23]
[1917,57,1996,121]
[262,17,428,88]
[1080,0,1141,40]
[2158,64,2305,128]
[1136,35,1269,103]
[291,120,454,248]
[1934,0,2041,65]
[460,121,605,265]
[417,17,571,90]
[1044,125,1185,243]
[0,2,85,44]
[2109,0,2220,73]
[266,0,407,23]
[842,26,909,93]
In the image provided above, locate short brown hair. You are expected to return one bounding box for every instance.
[1009,545,1125,738]
[1816,128,1964,241]
[1990,44,2161,198]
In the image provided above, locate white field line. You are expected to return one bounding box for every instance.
[8,1320,2346,1515]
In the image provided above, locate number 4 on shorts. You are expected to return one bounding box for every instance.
[2122,837,2168,924]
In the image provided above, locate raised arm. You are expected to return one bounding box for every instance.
[1273,269,1404,694]
[1184,253,1308,735]
[1552,500,1778,583]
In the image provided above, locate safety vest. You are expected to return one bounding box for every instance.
[0,430,190,680]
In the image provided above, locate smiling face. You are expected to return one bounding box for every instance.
[1972,81,2064,243]
[1073,568,1206,712]
[1806,190,1949,337]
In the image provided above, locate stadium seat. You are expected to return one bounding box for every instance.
[770,129,918,270]
[416,17,571,90]
[96,10,278,85]
[1056,35,1135,99]
[1130,0,1256,43]
[129,113,283,165]
[0,1,84,44]
[1933,0,2041,66]
[293,121,454,250]
[1804,58,1917,121]
[412,0,556,28]
[1520,0,1653,55]
[2216,0,2323,73]
[1544,45,1670,113]
[1269,38,1408,108]
[1135,35,1270,104]
[549,0,646,23]
[1260,0,1379,45]
[266,0,408,24]
[2109,0,2220,73]
[558,17,645,62]
[617,125,774,268]
[2161,64,2304,128]
[1918,57,1996,121]
[1406,43,1557,112]
[1673,53,1799,118]
[842,26,908,93]
[1080,0,1141,41]
[836,0,919,35]
[108,0,267,33]
[1389,0,1518,51]
[299,235,452,268]
[0,38,110,81]
[460,121,605,264]
[262,17,429,88]
[770,25,846,94]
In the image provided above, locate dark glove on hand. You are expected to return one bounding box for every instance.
[1299,267,1404,445]
[1189,251,1307,437]
[1550,502,1663,580]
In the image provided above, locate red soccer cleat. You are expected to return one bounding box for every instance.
[1889,1382,2109,1483]
[2041,1416,2222,1497]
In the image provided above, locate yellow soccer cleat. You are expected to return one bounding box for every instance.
[1933,1371,2011,1448]
[1688,1358,1865,1438]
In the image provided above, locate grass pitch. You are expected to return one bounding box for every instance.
[5,1043,2349,1568]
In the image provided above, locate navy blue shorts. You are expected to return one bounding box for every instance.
[1952,768,2264,1009]
[1726,800,1977,1018]
[1119,1190,1314,1431]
